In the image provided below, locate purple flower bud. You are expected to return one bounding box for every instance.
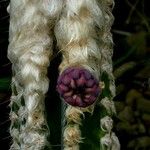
[76,75,86,87]
[70,79,76,89]
[71,69,80,79]
[58,84,69,92]
[62,75,71,85]
[56,67,101,107]
[83,70,92,80]
[63,91,73,98]
[86,79,95,87]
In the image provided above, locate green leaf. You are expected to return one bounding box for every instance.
[0,77,11,91]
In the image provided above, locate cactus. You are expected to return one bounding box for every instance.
[8,0,119,149]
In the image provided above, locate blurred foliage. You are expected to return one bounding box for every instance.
[112,0,150,149]
[0,77,11,91]
[0,0,150,150]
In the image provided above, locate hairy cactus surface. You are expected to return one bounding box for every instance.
[8,0,119,150]
[8,0,62,149]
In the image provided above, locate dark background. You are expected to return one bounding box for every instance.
[0,0,150,149]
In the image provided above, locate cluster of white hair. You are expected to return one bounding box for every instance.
[8,0,62,149]
[8,0,120,149]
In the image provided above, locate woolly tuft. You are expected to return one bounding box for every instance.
[55,0,119,149]
[8,0,62,149]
